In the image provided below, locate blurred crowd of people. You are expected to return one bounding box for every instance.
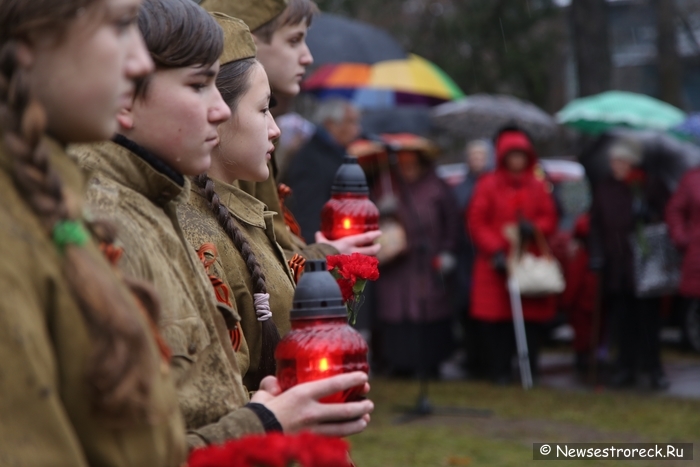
[280,98,700,391]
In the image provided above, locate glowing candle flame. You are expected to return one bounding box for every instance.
[319,357,329,372]
[342,218,351,229]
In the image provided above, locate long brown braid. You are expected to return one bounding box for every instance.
[193,173,280,386]
[0,4,157,423]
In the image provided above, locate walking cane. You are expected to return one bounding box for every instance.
[505,225,533,390]
[507,274,533,389]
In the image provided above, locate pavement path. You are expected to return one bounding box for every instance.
[537,351,700,399]
[439,346,700,398]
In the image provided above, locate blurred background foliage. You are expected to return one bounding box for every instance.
[314,0,700,114]
[315,0,565,112]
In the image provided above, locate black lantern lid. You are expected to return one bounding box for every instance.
[331,155,369,195]
[290,259,347,319]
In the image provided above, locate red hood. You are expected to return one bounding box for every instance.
[495,130,537,172]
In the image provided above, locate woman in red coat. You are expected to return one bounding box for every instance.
[666,168,700,355]
[666,168,700,298]
[467,127,558,383]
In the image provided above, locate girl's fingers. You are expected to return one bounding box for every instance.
[314,231,329,243]
[300,372,369,400]
[308,417,369,438]
[352,244,381,256]
[258,375,282,396]
[310,399,375,425]
[344,230,382,245]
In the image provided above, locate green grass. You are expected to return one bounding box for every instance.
[348,378,700,467]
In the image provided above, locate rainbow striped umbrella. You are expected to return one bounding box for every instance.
[302,54,464,109]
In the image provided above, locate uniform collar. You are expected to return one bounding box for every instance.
[73,136,189,206]
[194,177,267,229]
[113,134,185,186]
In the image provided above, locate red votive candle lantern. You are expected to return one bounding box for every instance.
[275,259,369,403]
[320,156,379,240]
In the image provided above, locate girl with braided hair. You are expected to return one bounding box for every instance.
[0,0,188,465]
[178,22,296,391]
[72,1,373,450]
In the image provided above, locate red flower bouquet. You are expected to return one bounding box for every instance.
[188,432,352,467]
[327,253,380,325]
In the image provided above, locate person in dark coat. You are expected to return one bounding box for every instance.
[281,98,361,243]
[468,127,558,384]
[589,138,670,390]
[666,168,700,298]
[452,140,494,377]
[374,136,461,378]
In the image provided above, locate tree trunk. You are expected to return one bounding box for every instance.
[570,0,612,97]
[654,0,683,108]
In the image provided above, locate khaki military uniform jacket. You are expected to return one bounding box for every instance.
[179,178,295,388]
[238,160,337,260]
[0,138,186,466]
[70,140,265,448]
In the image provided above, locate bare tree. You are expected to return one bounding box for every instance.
[570,0,612,96]
[654,0,684,108]
[316,0,564,110]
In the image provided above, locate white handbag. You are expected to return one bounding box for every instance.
[510,230,565,297]
[630,224,681,298]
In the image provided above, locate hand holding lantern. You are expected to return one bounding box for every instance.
[251,373,372,437]
[275,260,369,403]
[314,230,382,256]
[320,156,379,241]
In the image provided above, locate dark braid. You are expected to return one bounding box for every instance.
[194,174,269,295]
[193,173,280,385]
[0,43,66,229]
[0,39,157,423]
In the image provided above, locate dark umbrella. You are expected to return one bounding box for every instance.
[579,129,700,190]
[361,106,433,137]
[306,13,406,66]
[430,94,558,143]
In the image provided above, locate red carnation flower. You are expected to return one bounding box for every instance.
[188,431,351,467]
[327,253,380,325]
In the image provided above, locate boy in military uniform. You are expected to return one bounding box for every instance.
[200,0,381,260]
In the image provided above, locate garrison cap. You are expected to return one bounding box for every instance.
[211,12,257,65]
[201,0,288,31]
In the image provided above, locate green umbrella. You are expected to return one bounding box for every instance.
[556,90,686,134]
